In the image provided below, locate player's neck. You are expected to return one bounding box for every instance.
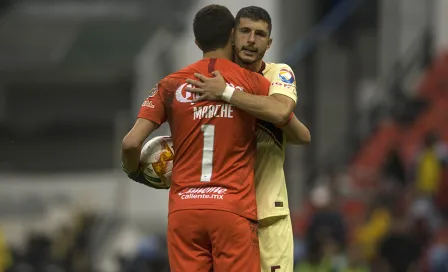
[236,59,263,73]
[203,49,232,61]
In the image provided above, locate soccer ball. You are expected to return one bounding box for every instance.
[140,136,174,189]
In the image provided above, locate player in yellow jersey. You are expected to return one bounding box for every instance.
[186,6,311,272]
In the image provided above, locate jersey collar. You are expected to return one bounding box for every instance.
[257,61,266,75]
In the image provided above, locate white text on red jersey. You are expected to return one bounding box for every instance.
[193,104,233,120]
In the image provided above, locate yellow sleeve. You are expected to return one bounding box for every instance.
[266,64,297,103]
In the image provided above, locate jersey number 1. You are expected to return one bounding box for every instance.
[200,124,214,182]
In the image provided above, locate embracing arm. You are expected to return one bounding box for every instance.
[186,71,294,125]
[185,69,309,143]
[281,114,311,145]
[228,91,295,125]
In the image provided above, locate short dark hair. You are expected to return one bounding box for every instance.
[193,5,235,53]
[236,6,272,35]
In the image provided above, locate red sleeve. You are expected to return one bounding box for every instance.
[137,82,167,125]
[246,71,270,96]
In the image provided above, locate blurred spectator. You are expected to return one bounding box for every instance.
[314,167,352,204]
[426,229,448,272]
[0,229,12,271]
[382,148,407,189]
[314,169,339,202]
[433,159,448,219]
[306,186,347,252]
[297,186,347,271]
[6,211,97,271]
[354,196,392,261]
[415,133,442,197]
[428,245,448,272]
[23,232,53,270]
[377,216,422,272]
[410,216,432,255]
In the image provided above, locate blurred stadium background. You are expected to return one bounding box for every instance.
[1,0,448,271]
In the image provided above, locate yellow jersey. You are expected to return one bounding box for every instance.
[255,62,297,220]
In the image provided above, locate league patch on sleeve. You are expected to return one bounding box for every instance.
[278,68,295,84]
[147,84,159,98]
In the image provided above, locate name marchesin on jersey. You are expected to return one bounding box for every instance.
[193,104,234,120]
[192,83,243,120]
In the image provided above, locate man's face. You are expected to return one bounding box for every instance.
[233,18,272,65]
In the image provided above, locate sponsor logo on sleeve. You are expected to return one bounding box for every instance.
[271,81,294,89]
[142,100,155,108]
[278,68,295,84]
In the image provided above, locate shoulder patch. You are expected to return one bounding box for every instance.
[278,68,295,84]
[147,84,159,98]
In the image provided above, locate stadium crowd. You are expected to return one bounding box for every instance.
[292,132,448,272]
[1,131,447,272]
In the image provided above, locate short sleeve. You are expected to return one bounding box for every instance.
[137,83,167,125]
[267,64,297,103]
[246,71,270,96]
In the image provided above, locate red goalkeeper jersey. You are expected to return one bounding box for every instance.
[138,58,270,220]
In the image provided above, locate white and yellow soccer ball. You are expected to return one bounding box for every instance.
[140,136,174,189]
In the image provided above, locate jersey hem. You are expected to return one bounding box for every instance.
[137,116,163,126]
[257,209,290,221]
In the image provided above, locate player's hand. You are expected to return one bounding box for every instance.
[122,163,168,190]
[185,71,227,102]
